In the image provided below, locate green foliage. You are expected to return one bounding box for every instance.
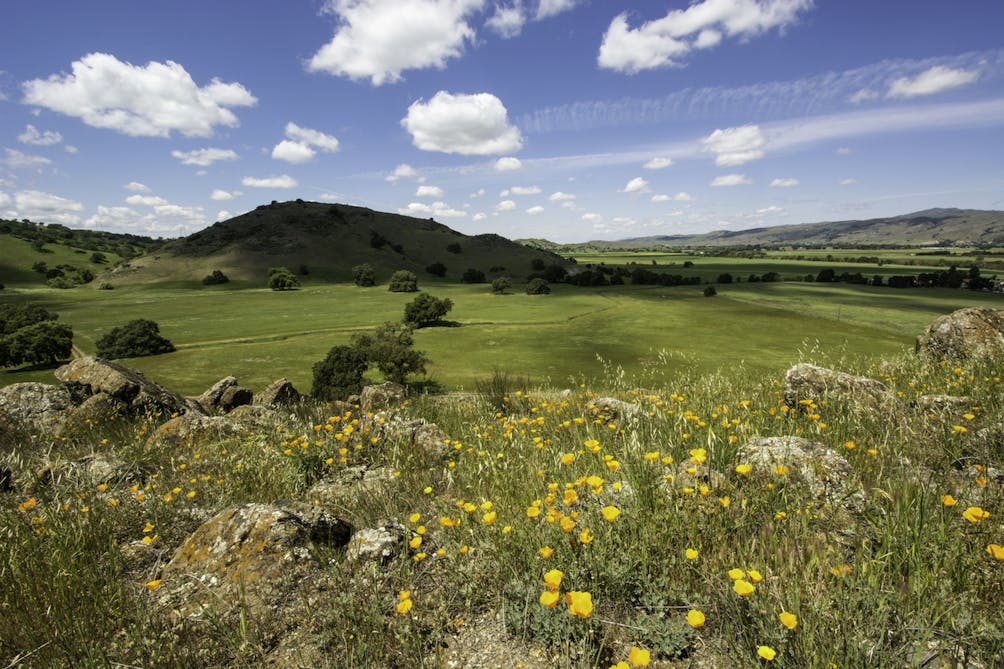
[202,269,229,285]
[403,293,453,328]
[0,320,72,367]
[95,319,175,359]
[526,278,550,295]
[267,266,300,291]
[352,263,376,287]
[491,276,512,294]
[351,322,427,384]
[446,242,462,254]
[311,344,369,401]
[425,261,447,277]
[460,268,486,284]
[703,285,718,297]
[0,304,58,335]
[388,270,418,293]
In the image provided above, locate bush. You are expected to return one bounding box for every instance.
[716,273,733,284]
[425,261,447,278]
[352,322,427,384]
[403,293,453,328]
[95,319,175,359]
[526,278,550,295]
[491,277,512,294]
[703,286,718,297]
[446,242,462,254]
[268,267,300,291]
[388,270,418,292]
[352,264,376,287]
[0,321,72,368]
[0,304,58,335]
[202,269,229,285]
[460,268,486,284]
[311,344,369,401]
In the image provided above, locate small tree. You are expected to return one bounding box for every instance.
[461,268,486,284]
[352,263,375,287]
[96,319,175,359]
[268,267,300,291]
[202,269,229,285]
[1,321,72,367]
[403,293,453,328]
[491,277,512,294]
[425,261,447,277]
[352,322,427,384]
[703,286,718,297]
[716,273,733,284]
[526,278,550,295]
[388,270,418,292]
[311,344,369,401]
[446,242,462,254]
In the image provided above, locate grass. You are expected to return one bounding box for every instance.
[1,346,1001,667]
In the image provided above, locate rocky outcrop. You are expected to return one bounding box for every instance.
[0,382,72,436]
[783,363,894,410]
[36,452,140,487]
[345,523,407,563]
[196,376,252,414]
[360,382,406,413]
[57,392,125,438]
[587,396,640,422]
[306,466,396,510]
[737,436,853,504]
[254,378,302,408]
[55,357,202,417]
[915,307,1004,360]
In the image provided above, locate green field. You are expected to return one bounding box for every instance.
[3,277,1001,396]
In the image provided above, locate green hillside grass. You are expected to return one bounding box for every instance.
[0,235,126,286]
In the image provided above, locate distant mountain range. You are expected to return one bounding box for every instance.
[519,209,1004,251]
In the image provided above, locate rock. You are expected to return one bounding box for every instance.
[226,404,278,425]
[912,395,975,412]
[783,363,894,410]
[360,382,406,413]
[218,385,253,412]
[54,357,203,417]
[254,377,302,408]
[144,414,241,450]
[586,396,639,421]
[57,392,126,439]
[37,452,140,487]
[915,307,1004,360]
[737,436,853,504]
[0,382,72,437]
[306,466,395,510]
[156,503,351,622]
[345,523,406,563]
[196,376,239,413]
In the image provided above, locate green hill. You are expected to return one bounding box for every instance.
[109,200,568,286]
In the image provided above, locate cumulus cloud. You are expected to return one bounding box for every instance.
[125,194,168,206]
[18,124,62,146]
[549,191,575,201]
[84,203,207,235]
[472,212,488,221]
[486,2,525,38]
[308,0,483,85]
[581,212,602,223]
[386,163,421,182]
[710,174,752,186]
[526,205,545,215]
[495,199,517,211]
[494,156,523,171]
[643,157,673,169]
[124,181,150,192]
[652,191,693,202]
[271,140,316,164]
[0,193,10,208]
[536,0,579,19]
[598,0,811,73]
[398,201,467,218]
[702,124,765,166]
[217,210,232,221]
[887,65,980,98]
[622,176,649,193]
[756,205,785,215]
[651,194,671,202]
[470,188,486,198]
[14,190,84,225]
[839,177,857,185]
[416,185,445,197]
[171,147,239,166]
[242,175,298,188]
[272,122,341,163]
[836,147,852,155]
[2,148,51,169]
[211,189,239,200]
[509,185,541,195]
[22,52,255,137]
[403,91,523,155]
[770,177,799,187]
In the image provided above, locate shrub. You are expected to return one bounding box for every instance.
[202,269,229,285]
[703,286,718,297]
[352,263,376,287]
[446,242,462,254]
[491,277,512,295]
[403,293,453,328]
[352,322,427,384]
[461,268,486,284]
[95,319,175,359]
[425,261,447,278]
[0,321,72,367]
[716,273,733,284]
[268,267,300,291]
[388,270,418,293]
[311,344,369,401]
[0,304,58,335]
[526,278,550,295]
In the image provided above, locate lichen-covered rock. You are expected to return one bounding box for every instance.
[0,382,71,437]
[306,466,395,510]
[364,413,452,458]
[783,363,894,410]
[911,394,975,412]
[586,396,640,422]
[915,307,1004,360]
[738,436,853,504]
[345,523,406,563]
[218,385,253,412]
[144,414,240,450]
[55,357,203,417]
[37,452,140,487]
[56,392,126,439]
[196,376,239,413]
[360,382,406,413]
[254,377,302,408]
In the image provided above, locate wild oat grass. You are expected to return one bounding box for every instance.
[1,350,1002,667]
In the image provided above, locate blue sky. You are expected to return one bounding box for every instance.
[2,1,1002,242]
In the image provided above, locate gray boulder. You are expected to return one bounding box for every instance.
[0,382,72,437]
[55,357,202,417]
[783,363,894,410]
[915,307,1004,360]
[254,377,302,408]
[738,436,853,504]
[345,523,407,563]
[360,382,406,413]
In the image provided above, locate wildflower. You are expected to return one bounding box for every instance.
[779,611,798,629]
[831,563,852,577]
[728,568,745,581]
[439,516,460,528]
[685,548,699,560]
[96,483,108,492]
[579,528,594,544]
[144,579,161,591]
[627,646,651,667]
[539,590,560,607]
[601,506,621,522]
[539,546,554,559]
[986,544,1004,561]
[733,579,755,596]
[423,486,433,494]
[413,552,427,562]
[952,425,968,434]
[17,498,37,513]
[563,489,579,505]
[843,440,855,450]
[409,513,421,523]
[611,663,630,669]
[543,569,564,590]
[774,511,787,521]
[502,525,512,535]
[560,516,576,532]
[774,465,789,476]
[746,569,763,584]
[757,645,777,661]
[409,536,422,549]
[561,452,576,465]
[686,609,706,628]
[526,504,542,519]
[396,590,413,615]
[962,506,990,523]
[689,448,707,464]
[735,463,752,477]
[482,511,497,525]
[141,535,155,545]
[143,522,154,533]
[941,494,957,507]
[584,439,601,453]
[644,451,660,463]
[718,496,731,508]
[566,591,593,618]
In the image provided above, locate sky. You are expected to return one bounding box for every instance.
[1,1,1003,243]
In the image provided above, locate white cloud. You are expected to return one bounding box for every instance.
[581,213,602,223]
[14,189,84,224]
[217,210,232,221]
[643,157,673,169]
[598,0,811,73]
[211,189,239,201]
[2,148,51,169]
[495,199,517,211]
[486,2,525,38]
[416,185,445,197]
[386,163,420,182]
[848,88,878,104]
[242,175,298,188]
[770,177,799,187]
[509,185,541,195]
[561,201,578,210]
[18,124,62,146]
[470,188,486,198]
[622,176,649,193]
[271,140,316,164]
[710,174,752,187]
[64,145,78,154]
[494,156,523,171]
[0,193,10,208]
[549,191,575,201]
[124,181,150,192]
[285,122,340,152]
[472,212,488,221]
[536,0,578,19]
[839,178,857,186]
[307,0,483,85]
[403,91,523,155]
[125,194,169,206]
[84,206,141,231]
[673,191,693,201]
[526,205,545,215]
[652,191,693,202]
[22,52,255,137]
[398,201,467,218]
[756,205,785,215]
[651,194,671,202]
[702,124,765,166]
[836,147,852,155]
[887,65,980,99]
[171,147,239,166]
